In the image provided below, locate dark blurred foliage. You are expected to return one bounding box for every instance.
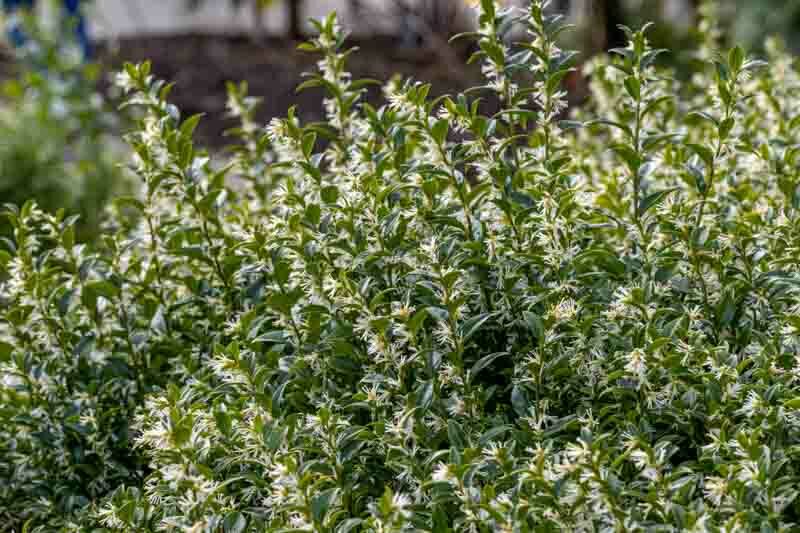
[546,0,800,62]
[593,0,800,77]
[724,0,800,53]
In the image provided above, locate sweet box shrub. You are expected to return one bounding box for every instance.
[3,1,800,530]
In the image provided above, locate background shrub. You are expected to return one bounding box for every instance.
[3,1,800,531]
[0,16,127,242]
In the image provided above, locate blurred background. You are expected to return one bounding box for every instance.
[1,0,799,239]
[83,0,800,143]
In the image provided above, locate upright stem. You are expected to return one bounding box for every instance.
[694,135,723,231]
[633,98,642,225]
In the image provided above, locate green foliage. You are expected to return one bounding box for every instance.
[0,15,127,241]
[4,2,800,531]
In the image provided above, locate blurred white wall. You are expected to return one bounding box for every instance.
[87,0,693,40]
[89,0,416,38]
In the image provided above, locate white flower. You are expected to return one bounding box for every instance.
[703,476,727,506]
[549,298,578,322]
[737,390,763,418]
[624,348,648,385]
[432,462,455,484]
[447,395,467,417]
[483,441,509,464]
[391,492,413,518]
[362,383,386,404]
